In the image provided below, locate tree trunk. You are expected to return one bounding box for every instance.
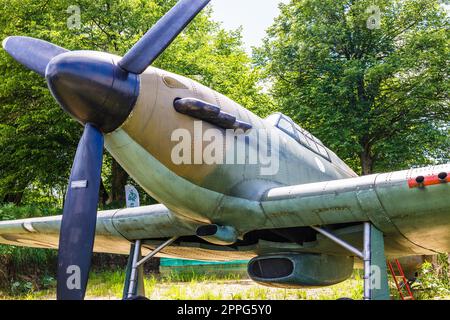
[2,191,24,205]
[360,143,374,175]
[109,159,129,205]
[2,180,29,205]
[99,179,109,207]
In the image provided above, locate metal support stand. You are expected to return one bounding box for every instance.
[123,242,135,299]
[125,237,178,299]
[368,224,390,300]
[363,222,371,300]
[127,240,143,298]
[312,223,390,300]
[123,241,145,299]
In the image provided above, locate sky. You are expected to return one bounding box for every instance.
[210,1,450,53]
[209,0,289,52]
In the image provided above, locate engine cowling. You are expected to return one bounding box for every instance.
[248,253,354,288]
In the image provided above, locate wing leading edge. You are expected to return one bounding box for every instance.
[0,204,199,255]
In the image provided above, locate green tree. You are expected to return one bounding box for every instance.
[0,0,269,205]
[255,0,449,174]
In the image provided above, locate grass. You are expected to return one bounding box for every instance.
[0,270,366,300]
[2,255,450,300]
[1,267,450,300]
[2,205,449,300]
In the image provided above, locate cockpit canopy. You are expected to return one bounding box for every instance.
[265,113,330,161]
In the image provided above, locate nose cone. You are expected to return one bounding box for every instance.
[46,51,139,133]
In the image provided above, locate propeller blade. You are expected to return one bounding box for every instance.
[2,36,68,77]
[118,0,210,74]
[57,123,104,300]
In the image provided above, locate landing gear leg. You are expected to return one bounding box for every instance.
[312,222,390,300]
[123,237,178,300]
[363,223,390,300]
[123,240,145,299]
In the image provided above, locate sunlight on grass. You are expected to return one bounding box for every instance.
[1,268,448,300]
[0,270,366,300]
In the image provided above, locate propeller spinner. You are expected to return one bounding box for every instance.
[2,0,211,300]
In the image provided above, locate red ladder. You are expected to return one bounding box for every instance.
[387,259,415,300]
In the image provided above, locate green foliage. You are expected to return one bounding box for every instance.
[413,254,450,299]
[255,0,449,174]
[0,203,60,221]
[0,204,59,291]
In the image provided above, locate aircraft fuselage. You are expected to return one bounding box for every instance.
[104,65,355,226]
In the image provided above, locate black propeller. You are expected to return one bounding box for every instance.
[2,36,68,76]
[118,0,210,74]
[57,123,104,300]
[2,0,210,300]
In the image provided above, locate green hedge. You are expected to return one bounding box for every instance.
[0,204,60,293]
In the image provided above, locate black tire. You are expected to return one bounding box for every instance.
[124,295,149,300]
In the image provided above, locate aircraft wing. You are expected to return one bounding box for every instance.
[1,165,448,258]
[0,204,200,255]
[261,164,450,254]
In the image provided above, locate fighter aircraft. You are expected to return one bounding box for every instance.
[0,0,449,300]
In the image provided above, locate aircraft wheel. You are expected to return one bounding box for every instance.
[124,295,149,300]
